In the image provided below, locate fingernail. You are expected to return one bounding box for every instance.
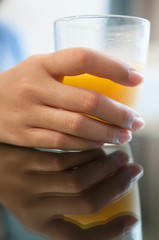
[130,164,144,183]
[117,152,129,167]
[123,215,139,235]
[128,69,144,86]
[108,151,129,169]
[131,117,145,131]
[117,130,132,145]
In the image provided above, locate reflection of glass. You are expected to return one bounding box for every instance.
[64,144,142,240]
[70,144,143,239]
[0,143,143,239]
[54,15,150,110]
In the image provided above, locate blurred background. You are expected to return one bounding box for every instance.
[0,0,159,239]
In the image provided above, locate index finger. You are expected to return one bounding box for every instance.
[43,48,143,86]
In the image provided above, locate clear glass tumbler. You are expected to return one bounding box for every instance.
[54,14,150,109]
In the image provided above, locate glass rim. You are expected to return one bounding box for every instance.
[54,14,150,25]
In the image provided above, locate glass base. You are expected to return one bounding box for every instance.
[35,148,83,153]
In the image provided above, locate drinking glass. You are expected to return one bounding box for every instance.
[54,14,150,109]
[63,143,143,239]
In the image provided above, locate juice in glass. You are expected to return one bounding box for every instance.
[64,186,140,229]
[64,144,141,229]
[63,63,144,109]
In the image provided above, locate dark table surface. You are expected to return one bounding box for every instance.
[0,133,158,240]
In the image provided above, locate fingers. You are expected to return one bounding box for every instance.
[24,151,129,194]
[83,215,139,240]
[0,48,144,151]
[0,140,105,173]
[24,149,105,172]
[43,48,143,86]
[38,80,145,133]
[82,164,143,211]
[24,128,101,150]
[28,106,132,146]
[28,164,143,217]
[42,215,138,240]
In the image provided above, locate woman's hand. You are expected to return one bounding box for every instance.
[0,48,144,150]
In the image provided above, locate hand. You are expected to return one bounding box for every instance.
[0,143,143,239]
[43,214,139,240]
[0,48,144,150]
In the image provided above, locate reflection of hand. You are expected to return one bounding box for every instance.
[0,144,143,239]
[0,48,144,150]
[42,214,139,240]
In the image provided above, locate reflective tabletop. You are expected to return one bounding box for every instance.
[0,134,158,240]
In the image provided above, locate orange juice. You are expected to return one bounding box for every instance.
[63,64,144,109]
[64,145,141,229]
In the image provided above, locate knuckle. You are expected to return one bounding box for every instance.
[79,195,96,214]
[67,175,83,193]
[73,48,90,68]
[53,158,66,171]
[17,77,34,99]
[120,107,132,125]
[26,54,42,65]
[24,54,45,75]
[67,114,84,132]
[30,132,66,149]
[105,127,114,143]
[52,133,65,149]
[81,91,99,113]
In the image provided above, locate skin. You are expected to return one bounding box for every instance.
[42,215,139,240]
[0,48,144,150]
[0,143,142,239]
